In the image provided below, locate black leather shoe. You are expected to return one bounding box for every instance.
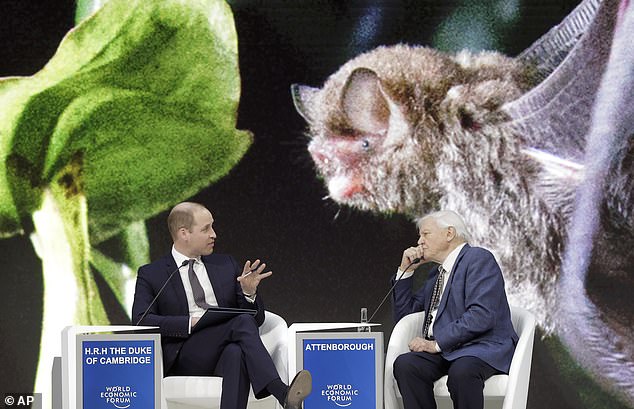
[284,370,312,409]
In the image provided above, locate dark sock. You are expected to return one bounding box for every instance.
[266,378,288,405]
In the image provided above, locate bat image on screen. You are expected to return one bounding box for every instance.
[292,0,634,404]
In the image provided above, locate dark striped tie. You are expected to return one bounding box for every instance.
[188,259,212,309]
[423,266,445,340]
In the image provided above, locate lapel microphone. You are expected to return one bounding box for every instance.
[135,259,189,326]
[367,256,422,323]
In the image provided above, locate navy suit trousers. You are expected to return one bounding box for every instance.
[168,314,280,409]
[394,352,500,409]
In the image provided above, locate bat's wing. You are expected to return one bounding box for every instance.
[498,0,622,227]
[502,0,633,221]
[549,2,634,399]
[561,0,634,277]
[502,0,616,165]
[516,0,603,84]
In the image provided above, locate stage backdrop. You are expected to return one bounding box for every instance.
[1,1,632,409]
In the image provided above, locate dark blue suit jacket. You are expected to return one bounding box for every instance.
[392,244,518,373]
[131,253,266,373]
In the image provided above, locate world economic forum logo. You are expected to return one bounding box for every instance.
[99,385,139,409]
[320,383,360,407]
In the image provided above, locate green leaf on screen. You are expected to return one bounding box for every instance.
[0,0,251,241]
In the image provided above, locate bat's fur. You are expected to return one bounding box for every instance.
[293,0,634,403]
[296,45,565,330]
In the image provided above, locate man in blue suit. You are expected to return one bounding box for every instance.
[392,210,518,409]
[132,202,311,409]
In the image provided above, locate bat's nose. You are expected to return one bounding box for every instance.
[308,142,331,166]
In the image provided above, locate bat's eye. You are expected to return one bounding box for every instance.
[361,139,370,150]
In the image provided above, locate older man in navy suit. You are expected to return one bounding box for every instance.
[391,210,518,409]
[132,202,311,409]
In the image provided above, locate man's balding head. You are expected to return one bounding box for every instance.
[167,202,208,240]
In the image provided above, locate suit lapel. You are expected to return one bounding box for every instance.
[202,256,226,307]
[165,256,189,314]
[437,244,470,316]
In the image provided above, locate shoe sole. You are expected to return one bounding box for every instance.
[286,370,312,408]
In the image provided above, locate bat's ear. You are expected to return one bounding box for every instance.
[340,67,390,134]
[291,84,319,124]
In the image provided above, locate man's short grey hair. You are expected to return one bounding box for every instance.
[416,210,471,242]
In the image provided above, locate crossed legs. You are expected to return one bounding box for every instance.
[169,314,281,409]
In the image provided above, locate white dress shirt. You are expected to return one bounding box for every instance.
[396,243,466,351]
[427,243,465,337]
[172,247,219,332]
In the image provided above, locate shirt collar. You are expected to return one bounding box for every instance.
[171,246,201,267]
[441,243,466,274]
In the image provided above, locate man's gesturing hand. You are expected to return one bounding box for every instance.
[237,259,273,295]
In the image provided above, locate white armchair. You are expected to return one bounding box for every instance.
[162,311,289,409]
[384,306,536,409]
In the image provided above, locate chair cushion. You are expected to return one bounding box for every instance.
[163,376,224,406]
[163,376,278,409]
